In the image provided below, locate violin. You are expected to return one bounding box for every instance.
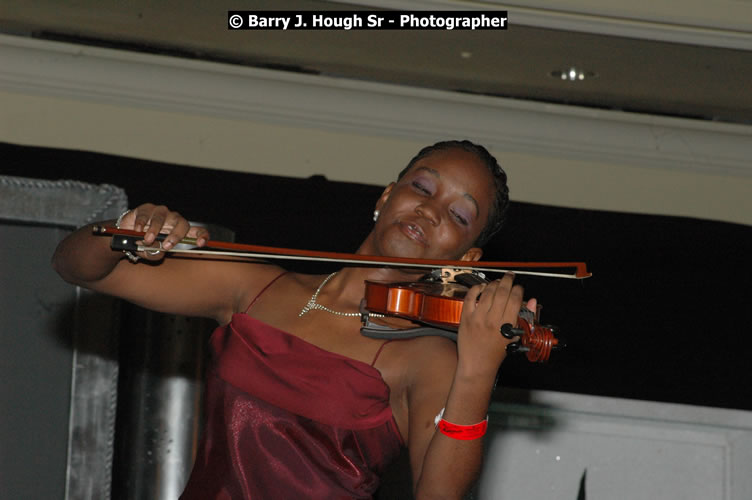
[362,271,560,363]
[94,226,578,362]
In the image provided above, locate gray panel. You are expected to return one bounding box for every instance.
[0,224,74,499]
[0,175,127,500]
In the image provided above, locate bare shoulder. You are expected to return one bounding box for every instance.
[229,268,335,321]
[220,262,293,315]
[234,268,318,304]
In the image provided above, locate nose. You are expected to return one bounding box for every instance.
[416,201,440,226]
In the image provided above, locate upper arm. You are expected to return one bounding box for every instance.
[83,256,283,324]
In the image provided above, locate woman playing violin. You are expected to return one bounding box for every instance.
[52,140,534,499]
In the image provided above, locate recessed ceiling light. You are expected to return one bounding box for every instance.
[460,51,473,59]
[550,67,596,81]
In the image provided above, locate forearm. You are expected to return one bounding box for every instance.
[414,365,498,499]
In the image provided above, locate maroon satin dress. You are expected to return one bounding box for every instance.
[179,310,404,499]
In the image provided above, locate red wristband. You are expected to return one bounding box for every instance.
[434,408,488,440]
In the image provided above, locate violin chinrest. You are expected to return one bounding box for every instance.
[360,318,458,342]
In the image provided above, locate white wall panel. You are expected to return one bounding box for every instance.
[480,390,752,499]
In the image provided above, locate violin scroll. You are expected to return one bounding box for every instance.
[501,319,559,363]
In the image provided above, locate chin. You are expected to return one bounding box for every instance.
[382,240,427,259]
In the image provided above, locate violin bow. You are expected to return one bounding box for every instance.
[93,226,592,279]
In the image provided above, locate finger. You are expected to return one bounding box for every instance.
[132,204,155,233]
[187,226,211,247]
[460,283,486,322]
[525,298,538,317]
[162,210,182,231]
[161,212,190,250]
[142,205,169,244]
[499,283,524,327]
[482,273,514,316]
[487,275,523,329]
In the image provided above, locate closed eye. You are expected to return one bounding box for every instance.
[412,181,432,195]
[451,209,469,226]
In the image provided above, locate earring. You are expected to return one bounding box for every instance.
[373,210,380,222]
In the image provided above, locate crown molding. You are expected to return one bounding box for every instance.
[343,0,752,50]
[1,34,750,178]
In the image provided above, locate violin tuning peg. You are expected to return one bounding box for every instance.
[500,323,524,339]
[506,342,525,353]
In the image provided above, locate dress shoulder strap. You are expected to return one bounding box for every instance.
[244,271,290,313]
[370,340,394,367]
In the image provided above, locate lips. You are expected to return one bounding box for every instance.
[398,220,429,247]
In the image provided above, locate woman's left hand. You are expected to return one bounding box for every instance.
[455,273,534,377]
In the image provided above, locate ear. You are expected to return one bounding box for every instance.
[375,183,395,211]
[460,246,483,262]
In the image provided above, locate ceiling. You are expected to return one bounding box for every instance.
[1,0,751,125]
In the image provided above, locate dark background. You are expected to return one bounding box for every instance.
[3,140,750,411]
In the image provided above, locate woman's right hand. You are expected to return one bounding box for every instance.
[55,202,257,322]
[118,203,210,261]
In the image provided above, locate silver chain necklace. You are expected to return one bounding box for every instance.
[298,272,383,318]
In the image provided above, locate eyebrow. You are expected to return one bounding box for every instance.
[413,166,480,217]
